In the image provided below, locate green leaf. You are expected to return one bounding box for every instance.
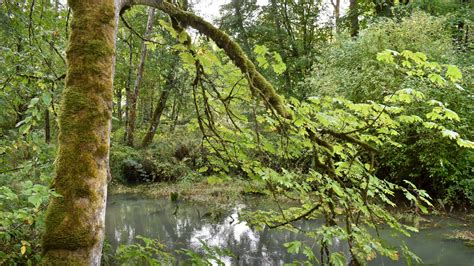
[178,31,188,43]
[456,139,474,149]
[42,93,52,106]
[376,50,395,64]
[29,97,39,107]
[272,52,286,74]
[283,241,301,254]
[428,73,446,86]
[180,52,195,65]
[441,129,459,140]
[28,194,43,208]
[253,44,268,55]
[446,65,462,81]
[444,108,460,121]
[329,252,346,266]
[198,166,208,173]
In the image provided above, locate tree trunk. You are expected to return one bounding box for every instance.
[44,109,51,144]
[169,90,179,132]
[123,34,133,142]
[373,0,394,17]
[141,84,171,148]
[331,0,341,31]
[117,84,123,122]
[41,0,118,264]
[125,7,155,147]
[349,0,359,37]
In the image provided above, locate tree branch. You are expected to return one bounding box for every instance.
[130,0,291,119]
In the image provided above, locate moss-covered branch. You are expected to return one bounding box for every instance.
[130,0,291,118]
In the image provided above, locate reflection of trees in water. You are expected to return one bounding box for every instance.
[105,195,346,265]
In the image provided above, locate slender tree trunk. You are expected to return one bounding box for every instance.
[117,84,123,122]
[331,0,341,32]
[41,0,118,264]
[44,109,51,144]
[141,84,171,148]
[124,35,133,142]
[141,61,177,147]
[169,91,179,132]
[125,7,155,146]
[349,0,359,37]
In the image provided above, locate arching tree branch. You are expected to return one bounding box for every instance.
[128,0,292,119]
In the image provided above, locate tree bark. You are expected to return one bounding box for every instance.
[41,0,118,264]
[331,0,341,31]
[125,7,155,147]
[141,79,172,148]
[44,109,51,144]
[117,83,123,122]
[123,34,133,142]
[373,0,394,17]
[349,0,359,37]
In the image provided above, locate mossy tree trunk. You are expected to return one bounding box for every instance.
[41,0,119,264]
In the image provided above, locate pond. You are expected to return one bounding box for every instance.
[105,194,474,265]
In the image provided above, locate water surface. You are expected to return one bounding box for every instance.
[105,194,473,265]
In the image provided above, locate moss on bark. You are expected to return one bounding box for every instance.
[41,0,117,264]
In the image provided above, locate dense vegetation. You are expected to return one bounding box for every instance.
[0,0,472,265]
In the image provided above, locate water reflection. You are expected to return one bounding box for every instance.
[105,194,319,265]
[105,194,474,265]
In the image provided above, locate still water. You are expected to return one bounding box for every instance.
[105,194,473,265]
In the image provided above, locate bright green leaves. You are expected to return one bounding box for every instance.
[179,51,195,66]
[428,73,446,86]
[446,65,462,82]
[376,49,472,150]
[253,44,287,75]
[456,139,474,149]
[385,89,425,104]
[401,50,427,65]
[377,49,463,85]
[0,180,59,263]
[426,106,460,122]
[159,19,178,39]
[115,235,174,265]
[253,44,268,55]
[441,129,459,140]
[376,50,396,64]
[272,53,287,74]
[15,95,44,135]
